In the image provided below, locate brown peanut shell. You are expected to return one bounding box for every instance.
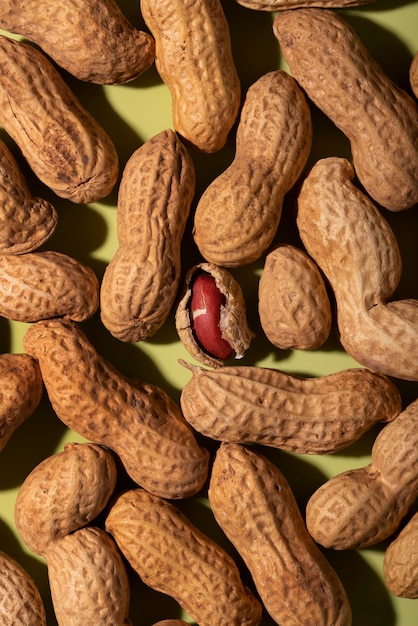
[0,250,99,323]
[209,443,352,626]
[0,551,46,625]
[0,35,119,203]
[0,0,154,84]
[0,353,43,452]
[234,0,373,8]
[383,511,418,599]
[180,362,401,453]
[175,262,254,367]
[305,399,418,550]
[23,318,210,499]
[15,442,117,556]
[258,244,332,350]
[100,129,195,342]
[105,488,262,626]
[410,50,418,98]
[297,156,418,381]
[0,139,57,254]
[273,8,418,211]
[140,0,240,153]
[193,70,312,266]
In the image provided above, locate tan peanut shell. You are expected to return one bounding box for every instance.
[305,399,418,550]
[0,34,119,203]
[0,551,46,625]
[45,527,131,626]
[0,353,43,452]
[100,129,195,342]
[23,318,210,499]
[175,262,254,367]
[258,244,332,350]
[179,362,401,453]
[0,250,99,323]
[411,51,418,98]
[105,488,263,626]
[193,70,312,266]
[273,8,418,212]
[0,0,154,84]
[209,443,352,626]
[234,0,373,9]
[383,511,418,598]
[14,442,117,556]
[296,156,418,381]
[0,139,57,254]
[140,0,240,153]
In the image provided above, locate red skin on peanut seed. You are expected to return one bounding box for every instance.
[190,272,233,360]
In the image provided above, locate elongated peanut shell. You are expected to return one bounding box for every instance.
[0,0,154,84]
[23,318,209,499]
[193,70,312,266]
[0,35,119,203]
[100,129,195,341]
[296,156,418,381]
[15,442,117,555]
[0,551,46,625]
[45,527,131,626]
[180,362,401,453]
[209,443,352,626]
[0,353,43,452]
[383,511,418,599]
[0,139,57,254]
[306,399,418,549]
[273,8,418,211]
[258,244,332,350]
[411,51,418,98]
[234,0,373,8]
[140,0,240,152]
[0,250,99,322]
[105,488,263,626]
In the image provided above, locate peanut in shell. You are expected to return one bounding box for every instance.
[0,551,46,625]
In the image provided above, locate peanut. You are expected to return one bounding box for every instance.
[411,50,418,98]
[179,361,401,453]
[0,551,46,625]
[105,488,263,626]
[305,399,418,550]
[0,139,57,254]
[273,8,418,212]
[23,318,210,499]
[175,262,254,367]
[0,250,99,323]
[234,0,373,8]
[100,129,195,342]
[140,0,240,153]
[209,443,352,626]
[0,0,155,84]
[258,243,332,350]
[192,70,312,266]
[0,34,119,203]
[0,353,43,452]
[383,511,418,599]
[296,156,418,381]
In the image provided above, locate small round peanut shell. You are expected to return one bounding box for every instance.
[175,262,254,367]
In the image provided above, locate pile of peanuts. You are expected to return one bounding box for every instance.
[0,0,417,625]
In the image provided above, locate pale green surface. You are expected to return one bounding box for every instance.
[0,1,417,625]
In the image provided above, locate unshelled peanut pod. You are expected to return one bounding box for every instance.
[258,244,332,350]
[100,130,195,342]
[273,8,418,211]
[0,0,155,84]
[411,51,418,98]
[175,263,254,367]
[234,0,373,9]
[306,399,418,550]
[0,353,43,452]
[23,318,210,499]
[140,0,240,152]
[209,443,352,626]
[180,362,401,453]
[0,35,119,203]
[383,511,418,599]
[105,488,263,626]
[0,139,57,254]
[0,551,46,625]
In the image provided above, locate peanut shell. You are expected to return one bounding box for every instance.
[23,318,210,499]
[234,0,373,8]
[105,488,263,626]
[383,511,418,599]
[410,50,418,98]
[0,551,46,625]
